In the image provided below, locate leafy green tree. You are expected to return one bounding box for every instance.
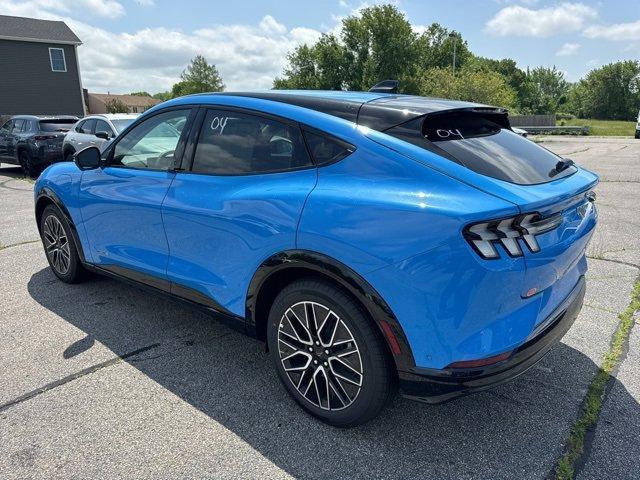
[152,91,172,101]
[416,24,472,72]
[171,55,224,97]
[105,98,129,113]
[129,91,152,97]
[519,66,569,114]
[419,67,516,108]
[275,4,422,93]
[567,61,640,120]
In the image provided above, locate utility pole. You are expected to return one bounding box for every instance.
[448,32,457,75]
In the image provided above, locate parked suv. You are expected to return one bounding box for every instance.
[0,115,77,176]
[63,114,138,159]
[34,91,598,426]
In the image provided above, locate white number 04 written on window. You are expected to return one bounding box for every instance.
[210,116,229,135]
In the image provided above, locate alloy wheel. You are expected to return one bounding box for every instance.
[277,301,363,411]
[43,215,71,275]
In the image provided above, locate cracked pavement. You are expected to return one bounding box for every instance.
[0,137,638,479]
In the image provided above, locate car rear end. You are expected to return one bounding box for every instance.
[30,118,77,168]
[364,104,598,402]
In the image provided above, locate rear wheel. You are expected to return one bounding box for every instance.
[19,150,38,177]
[267,279,394,427]
[64,148,75,161]
[635,130,640,139]
[40,205,85,283]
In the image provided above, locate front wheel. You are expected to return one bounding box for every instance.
[267,279,394,427]
[40,205,85,283]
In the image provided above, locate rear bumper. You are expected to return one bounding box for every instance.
[398,275,586,404]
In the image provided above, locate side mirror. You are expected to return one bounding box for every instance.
[95,131,110,140]
[74,146,101,170]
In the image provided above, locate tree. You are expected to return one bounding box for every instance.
[152,91,172,101]
[105,98,129,113]
[418,67,516,108]
[275,4,423,93]
[129,91,151,97]
[416,24,472,72]
[567,61,640,120]
[519,66,569,114]
[171,55,224,97]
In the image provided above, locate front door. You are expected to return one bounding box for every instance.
[79,108,194,287]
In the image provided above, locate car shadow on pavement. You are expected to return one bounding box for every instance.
[27,267,639,479]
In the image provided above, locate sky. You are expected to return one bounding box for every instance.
[1,0,638,94]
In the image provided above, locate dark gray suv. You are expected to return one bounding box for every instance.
[0,115,78,177]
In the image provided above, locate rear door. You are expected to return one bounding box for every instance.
[162,107,317,316]
[79,108,195,285]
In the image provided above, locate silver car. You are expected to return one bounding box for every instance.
[63,114,138,160]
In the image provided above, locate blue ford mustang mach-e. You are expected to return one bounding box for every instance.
[34,90,598,426]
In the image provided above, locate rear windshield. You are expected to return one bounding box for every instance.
[39,119,76,132]
[386,113,576,185]
[111,119,135,134]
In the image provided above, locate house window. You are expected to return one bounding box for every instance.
[49,48,67,72]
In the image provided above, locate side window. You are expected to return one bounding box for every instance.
[94,120,114,137]
[191,109,312,175]
[12,119,25,133]
[75,120,85,133]
[303,130,354,166]
[79,119,96,134]
[112,109,190,170]
[1,120,12,132]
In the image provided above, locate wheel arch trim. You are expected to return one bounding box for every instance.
[35,187,87,263]
[245,249,416,372]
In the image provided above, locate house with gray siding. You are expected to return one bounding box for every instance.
[0,15,85,117]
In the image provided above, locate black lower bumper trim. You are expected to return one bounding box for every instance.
[399,275,586,404]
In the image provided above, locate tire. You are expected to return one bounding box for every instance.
[267,278,394,427]
[635,130,640,139]
[19,150,38,178]
[40,204,85,283]
[64,148,75,161]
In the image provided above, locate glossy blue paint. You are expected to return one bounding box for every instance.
[79,166,176,280]
[162,168,317,316]
[34,91,599,373]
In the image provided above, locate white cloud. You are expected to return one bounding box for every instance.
[0,0,125,19]
[584,20,640,41]
[485,2,597,37]
[556,42,580,56]
[0,2,322,94]
[135,0,155,5]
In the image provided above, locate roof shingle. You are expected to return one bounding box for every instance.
[0,15,81,45]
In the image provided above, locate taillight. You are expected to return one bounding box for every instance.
[464,213,562,259]
[34,135,56,140]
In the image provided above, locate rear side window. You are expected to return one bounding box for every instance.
[39,119,76,132]
[303,130,354,166]
[386,113,576,185]
[191,109,312,175]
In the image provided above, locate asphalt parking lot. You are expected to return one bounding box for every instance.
[0,137,638,479]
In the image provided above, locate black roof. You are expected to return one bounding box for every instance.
[0,15,81,45]
[220,91,506,131]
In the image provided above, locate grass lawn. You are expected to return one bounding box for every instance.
[557,118,637,136]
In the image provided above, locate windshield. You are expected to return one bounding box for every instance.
[111,119,135,134]
[39,119,76,132]
[386,113,576,185]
